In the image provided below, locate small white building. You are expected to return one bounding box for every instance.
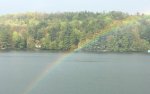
[35,40,42,49]
[148,50,150,53]
[35,44,41,49]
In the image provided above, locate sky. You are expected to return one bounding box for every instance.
[0,0,150,14]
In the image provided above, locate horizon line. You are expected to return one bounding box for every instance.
[0,10,147,16]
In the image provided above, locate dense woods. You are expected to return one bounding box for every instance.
[0,11,150,52]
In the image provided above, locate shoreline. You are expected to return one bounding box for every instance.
[0,49,149,54]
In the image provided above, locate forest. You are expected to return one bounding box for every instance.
[0,11,150,52]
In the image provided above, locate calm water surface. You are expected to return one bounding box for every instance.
[0,51,150,94]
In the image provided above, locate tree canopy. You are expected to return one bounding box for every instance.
[0,11,150,52]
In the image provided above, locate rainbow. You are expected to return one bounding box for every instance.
[22,16,141,94]
[22,52,71,94]
[76,16,140,51]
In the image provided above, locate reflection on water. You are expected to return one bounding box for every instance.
[0,52,150,94]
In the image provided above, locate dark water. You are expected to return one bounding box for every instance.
[0,51,150,94]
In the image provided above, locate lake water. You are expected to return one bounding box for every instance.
[0,51,150,94]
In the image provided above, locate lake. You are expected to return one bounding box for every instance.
[0,51,150,94]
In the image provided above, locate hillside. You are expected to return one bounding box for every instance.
[0,11,150,52]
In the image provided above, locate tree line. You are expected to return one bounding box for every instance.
[0,11,150,52]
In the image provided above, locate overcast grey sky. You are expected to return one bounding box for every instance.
[0,0,150,14]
